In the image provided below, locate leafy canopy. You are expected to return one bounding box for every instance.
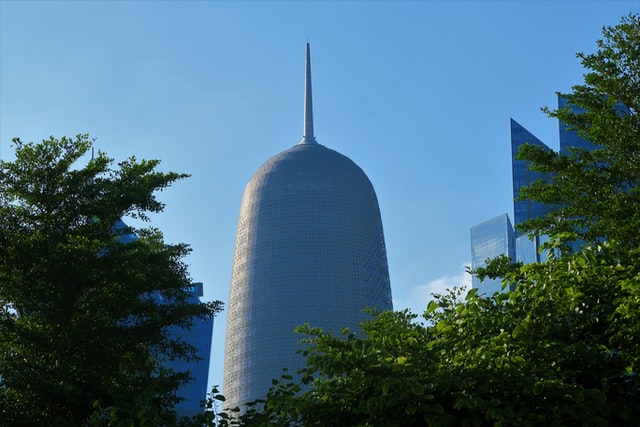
[0,135,222,426]
[518,13,640,250]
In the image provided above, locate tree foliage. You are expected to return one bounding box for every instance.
[0,135,222,426]
[234,14,640,426]
[518,13,640,250]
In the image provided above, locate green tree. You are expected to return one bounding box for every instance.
[517,13,640,250]
[0,135,222,426]
[235,14,640,426]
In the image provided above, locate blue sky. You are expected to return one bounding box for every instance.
[1,0,636,395]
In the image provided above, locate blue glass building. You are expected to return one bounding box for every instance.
[114,221,214,418]
[558,97,595,154]
[163,282,214,418]
[224,44,393,411]
[470,213,515,294]
[510,118,554,235]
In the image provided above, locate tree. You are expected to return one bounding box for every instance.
[235,14,640,426]
[0,135,222,426]
[518,13,640,251]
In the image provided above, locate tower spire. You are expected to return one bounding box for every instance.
[301,42,317,144]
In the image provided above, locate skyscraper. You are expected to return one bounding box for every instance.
[510,118,554,235]
[470,213,515,293]
[113,221,214,418]
[224,43,393,410]
[558,97,595,154]
[164,282,214,418]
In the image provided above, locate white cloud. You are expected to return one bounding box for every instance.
[393,263,472,315]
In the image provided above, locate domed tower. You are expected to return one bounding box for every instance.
[223,43,392,410]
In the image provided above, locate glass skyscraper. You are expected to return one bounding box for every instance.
[164,282,214,418]
[470,213,515,294]
[114,221,214,418]
[558,97,595,154]
[510,118,555,235]
[224,44,393,411]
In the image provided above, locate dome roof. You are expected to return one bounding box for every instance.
[249,142,374,196]
[234,140,391,314]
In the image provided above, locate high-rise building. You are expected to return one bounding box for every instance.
[558,97,595,154]
[471,97,591,293]
[113,221,214,418]
[470,213,515,293]
[224,43,393,411]
[510,119,555,235]
[164,282,214,418]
